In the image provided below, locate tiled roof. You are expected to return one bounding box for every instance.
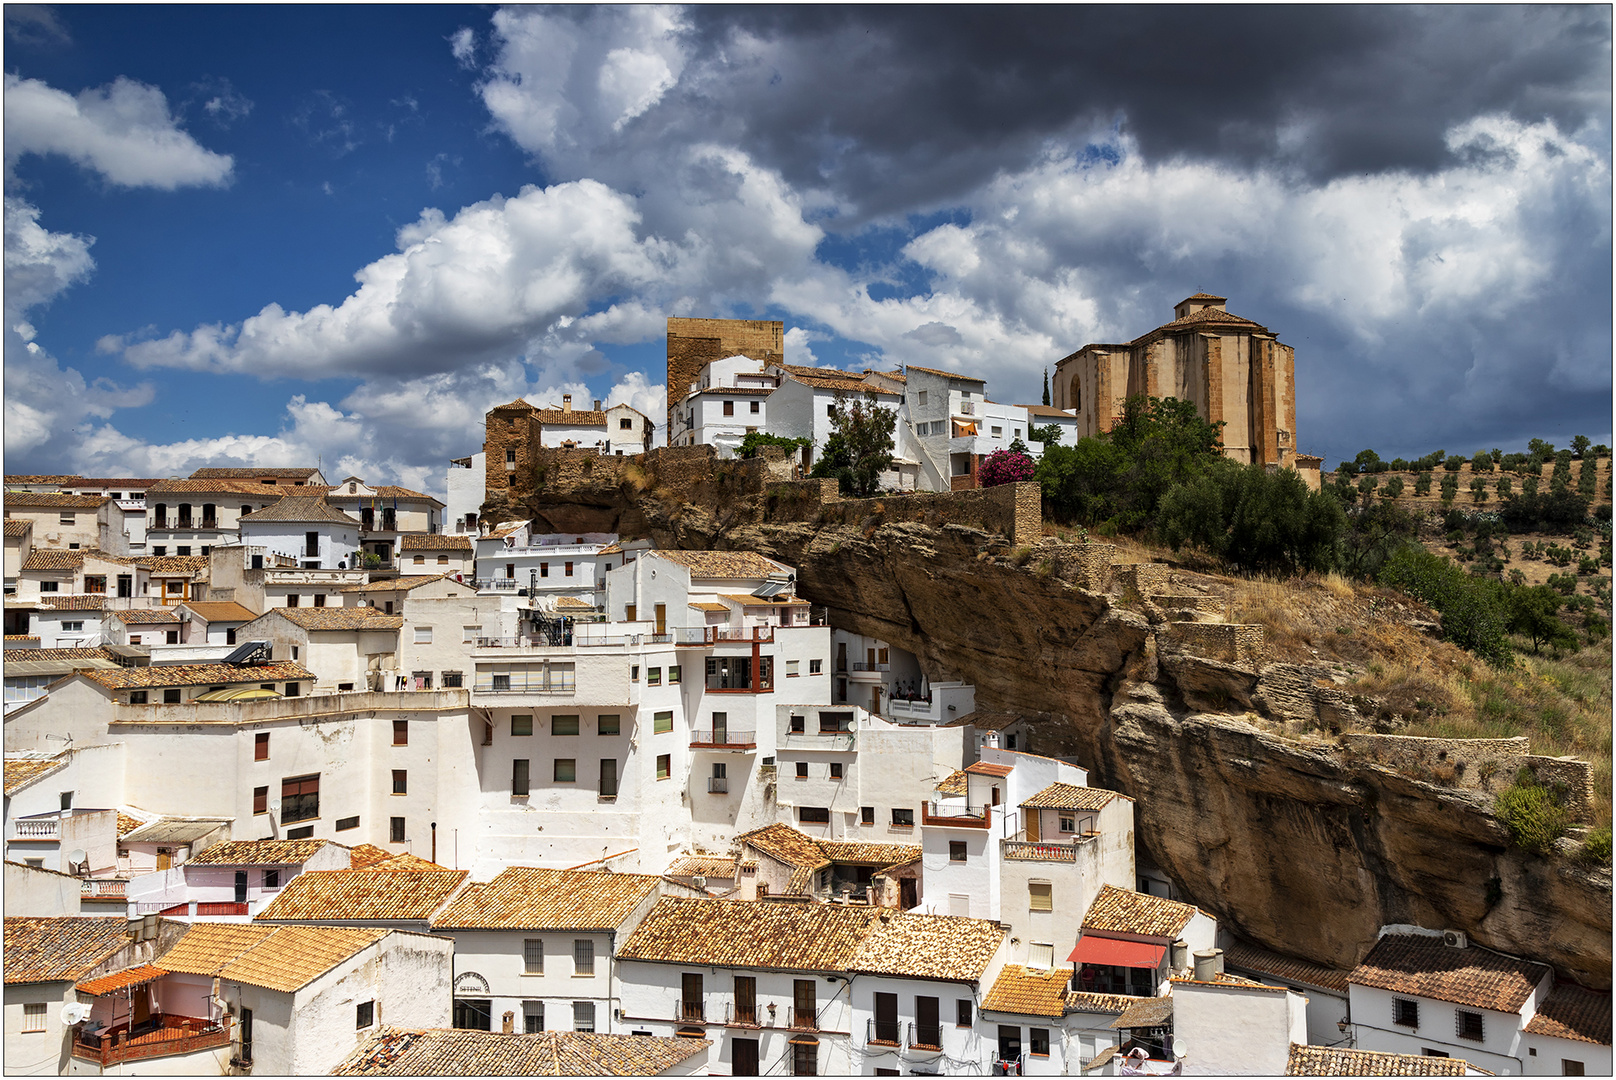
[1285,1045,1472,1076]
[1019,783,1121,811]
[814,840,922,867]
[486,520,528,540]
[3,492,107,508]
[65,478,159,489]
[4,634,40,642]
[903,363,986,384]
[4,519,31,537]
[533,407,607,425]
[148,478,301,496]
[22,549,84,570]
[399,534,472,551]
[964,761,1013,778]
[329,484,439,502]
[617,897,882,971]
[333,1027,711,1076]
[647,550,785,579]
[255,870,466,922]
[1129,305,1266,349]
[39,595,109,610]
[76,963,168,996]
[1022,405,1077,419]
[138,555,210,576]
[4,755,65,796]
[1066,991,1138,1015]
[780,366,881,393]
[688,602,729,613]
[12,645,118,662]
[1222,938,1351,994]
[947,710,1023,731]
[1110,994,1174,1029]
[83,661,314,690]
[113,608,180,624]
[936,769,967,796]
[1350,934,1551,1013]
[719,593,809,607]
[261,607,404,631]
[349,844,449,872]
[665,855,740,878]
[4,916,131,983]
[1082,885,1204,939]
[429,867,660,931]
[156,922,278,975]
[340,573,462,593]
[189,467,322,480]
[554,596,594,608]
[214,924,390,992]
[850,913,1004,981]
[116,812,146,837]
[736,823,829,874]
[5,475,79,485]
[239,495,361,526]
[1522,982,1612,1046]
[187,838,336,866]
[178,601,259,622]
[983,965,1074,1018]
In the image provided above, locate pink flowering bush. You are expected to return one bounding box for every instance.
[979,449,1035,487]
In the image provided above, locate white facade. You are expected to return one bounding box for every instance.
[1350,980,1550,1075]
[238,516,362,572]
[1171,977,1309,1075]
[446,453,486,535]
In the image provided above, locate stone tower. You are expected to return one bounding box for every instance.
[666,317,784,432]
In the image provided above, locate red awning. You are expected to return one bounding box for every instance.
[1068,936,1166,968]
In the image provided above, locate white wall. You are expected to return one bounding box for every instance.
[1172,979,1308,1075]
[1349,982,1534,1074]
[238,521,361,571]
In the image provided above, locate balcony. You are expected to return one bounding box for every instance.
[13,818,60,839]
[867,1018,900,1047]
[677,1001,706,1024]
[73,1015,231,1068]
[1001,836,1096,862]
[676,625,775,646]
[790,1008,818,1031]
[992,1054,1023,1076]
[779,729,855,751]
[707,777,730,794]
[922,802,992,829]
[81,878,127,899]
[850,661,889,672]
[908,1022,943,1050]
[725,1003,759,1027]
[691,730,757,751]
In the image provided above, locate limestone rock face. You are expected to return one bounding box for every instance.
[495,459,1613,987]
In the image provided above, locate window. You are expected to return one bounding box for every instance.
[598,714,621,736]
[574,939,595,975]
[392,769,407,794]
[313,594,326,607]
[39,581,58,593]
[809,659,822,674]
[62,621,84,632]
[656,754,671,780]
[950,841,968,862]
[723,400,735,416]
[1030,1028,1049,1056]
[84,576,106,594]
[1059,815,1076,833]
[631,665,640,682]
[393,720,408,746]
[414,626,433,644]
[540,563,549,578]
[1456,1010,1484,1042]
[129,691,148,704]
[554,759,577,783]
[917,390,928,406]
[1029,882,1053,911]
[441,671,463,688]
[413,555,426,565]
[285,682,300,698]
[620,418,634,430]
[654,711,674,734]
[506,448,517,463]
[552,715,580,736]
[281,774,320,824]
[1393,998,1419,1028]
[795,761,809,778]
[263,869,279,889]
[572,1002,595,1033]
[790,714,806,733]
[286,593,299,607]
[462,625,482,644]
[524,939,544,974]
[1564,1060,1586,1075]
[336,815,359,831]
[600,758,618,799]
[891,807,915,827]
[564,561,573,577]
[829,762,843,779]
[512,715,533,736]
[827,403,835,417]
[647,667,661,686]
[253,786,268,814]
[749,399,761,414]
[786,659,799,677]
[957,1000,972,1027]
[255,733,270,760]
[164,688,182,704]
[668,666,681,684]
[22,1002,46,1032]
[1029,942,1054,969]
[513,759,530,796]
[286,825,315,839]
[525,1004,544,1034]
[861,806,875,825]
[60,511,75,524]
[438,555,449,565]
[356,999,375,1029]
[798,806,830,824]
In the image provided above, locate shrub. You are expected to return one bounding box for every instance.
[1577,825,1612,866]
[1470,477,1488,503]
[1494,774,1570,854]
[738,432,810,459]
[980,449,1036,487]
[1444,457,1464,472]
[1572,435,1592,459]
[1496,475,1512,498]
[1578,458,1599,496]
[1157,458,1346,576]
[1414,472,1433,496]
[1472,450,1494,473]
[1440,474,1459,506]
[1382,476,1405,500]
[1379,546,1512,666]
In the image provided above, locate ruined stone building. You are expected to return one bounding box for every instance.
[665,316,784,432]
[1053,293,1309,470]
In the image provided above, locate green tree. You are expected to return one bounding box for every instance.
[1358,474,1379,498]
[1572,434,1591,459]
[1470,477,1488,503]
[1382,475,1405,500]
[737,431,810,459]
[1440,473,1459,506]
[1414,471,1433,496]
[1497,475,1512,498]
[1029,422,1063,446]
[1505,585,1578,653]
[1157,458,1346,576]
[1378,546,1512,666]
[1042,367,1051,407]
[809,391,896,497]
[1339,501,1420,580]
[1578,457,1598,496]
[1471,450,1493,473]
[1353,449,1383,474]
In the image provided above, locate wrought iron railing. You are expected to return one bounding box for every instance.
[909,1022,943,1049]
[867,1017,900,1046]
[691,730,756,749]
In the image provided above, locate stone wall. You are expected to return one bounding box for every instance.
[1052,543,1117,592]
[1170,622,1265,668]
[807,482,1042,546]
[666,317,784,431]
[1116,562,1173,598]
[1341,734,1530,797]
[1154,594,1229,621]
[1525,755,1596,819]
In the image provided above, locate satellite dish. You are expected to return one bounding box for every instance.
[66,849,87,870]
[61,1002,90,1025]
[1172,1037,1188,1060]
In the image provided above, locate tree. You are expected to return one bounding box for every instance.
[1007,436,1031,456]
[1506,585,1578,654]
[808,392,895,497]
[1157,458,1346,576]
[1572,435,1591,459]
[1042,367,1051,407]
[1471,450,1493,473]
[1414,471,1433,496]
[1470,477,1488,503]
[1440,473,1459,506]
[980,449,1035,487]
[737,432,810,459]
[1378,546,1512,666]
[1353,449,1382,474]
[1339,501,1421,580]
[1382,476,1405,500]
[1029,423,1063,446]
[1497,475,1513,498]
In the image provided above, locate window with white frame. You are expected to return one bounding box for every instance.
[22,1002,46,1032]
[414,626,432,644]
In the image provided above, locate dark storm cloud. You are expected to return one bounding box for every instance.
[669,5,1610,221]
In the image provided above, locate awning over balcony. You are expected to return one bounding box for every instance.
[76,964,167,996]
[1068,936,1165,969]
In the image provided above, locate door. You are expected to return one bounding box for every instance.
[871,687,881,716]
[131,987,152,1030]
[837,642,847,672]
[681,972,703,1022]
[713,712,728,744]
[793,979,816,1029]
[867,647,876,669]
[1026,810,1041,843]
[234,870,248,903]
[116,575,132,598]
[734,976,756,1025]
[900,878,918,910]
[240,1008,253,1062]
[873,992,898,1044]
[915,996,940,1048]
[998,1025,1022,1066]
[733,1038,759,1076]
[155,849,172,871]
[654,604,666,635]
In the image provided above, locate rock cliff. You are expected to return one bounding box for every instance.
[486,446,1613,987]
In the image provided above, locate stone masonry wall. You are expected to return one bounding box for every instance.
[1341,734,1530,798]
[1170,622,1265,668]
[1525,755,1596,819]
[1115,562,1172,598]
[666,317,784,432]
[807,482,1041,546]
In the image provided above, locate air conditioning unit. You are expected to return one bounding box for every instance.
[1442,930,1468,949]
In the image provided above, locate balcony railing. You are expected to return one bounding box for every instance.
[74,1015,231,1068]
[867,1018,901,1046]
[677,1001,705,1023]
[922,802,992,829]
[850,661,890,672]
[725,1003,759,1027]
[196,901,249,916]
[691,730,756,750]
[13,818,60,839]
[707,777,730,793]
[908,1022,943,1050]
[791,1009,818,1031]
[676,626,776,645]
[992,1054,1023,1076]
[1001,837,1094,862]
[81,878,127,898]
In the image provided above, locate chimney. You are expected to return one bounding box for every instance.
[593,399,602,411]
[562,394,572,413]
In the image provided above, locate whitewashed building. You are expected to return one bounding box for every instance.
[238,496,363,571]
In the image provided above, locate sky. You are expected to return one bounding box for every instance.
[4,5,1612,498]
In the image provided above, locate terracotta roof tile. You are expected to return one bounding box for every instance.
[83,661,314,690]
[1065,991,1139,1015]
[1082,885,1204,939]
[4,492,108,508]
[983,965,1074,1017]
[63,478,160,489]
[849,913,1004,982]
[533,408,607,425]
[902,364,987,383]
[617,898,882,970]
[187,838,337,865]
[349,844,398,870]
[148,478,303,496]
[936,769,967,796]
[719,593,809,607]
[814,840,922,866]
[116,812,145,837]
[1110,994,1174,1029]
[965,761,1013,778]
[1223,938,1351,994]
[1128,305,1267,349]
[554,596,594,609]
[1285,1045,1473,1076]
[4,634,40,642]
[429,867,660,931]
[40,595,109,610]
[1022,405,1077,419]
[4,755,66,796]
[4,916,132,983]
[340,573,464,594]
[239,495,361,526]
[646,550,786,579]
[76,963,168,996]
[1522,982,1612,1046]
[256,870,467,922]
[349,845,449,872]
[177,601,259,622]
[4,519,32,537]
[665,855,741,878]
[214,925,390,992]
[189,467,322,479]
[334,1027,711,1076]
[260,607,404,631]
[138,555,210,576]
[113,608,180,624]
[21,549,84,570]
[736,823,829,874]
[5,475,80,485]
[10,646,118,662]
[156,923,278,976]
[399,534,473,551]
[1350,934,1550,1013]
[1019,783,1122,811]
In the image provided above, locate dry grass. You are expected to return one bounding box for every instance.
[1322,571,1357,600]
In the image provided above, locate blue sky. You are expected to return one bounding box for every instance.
[5,5,1611,496]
